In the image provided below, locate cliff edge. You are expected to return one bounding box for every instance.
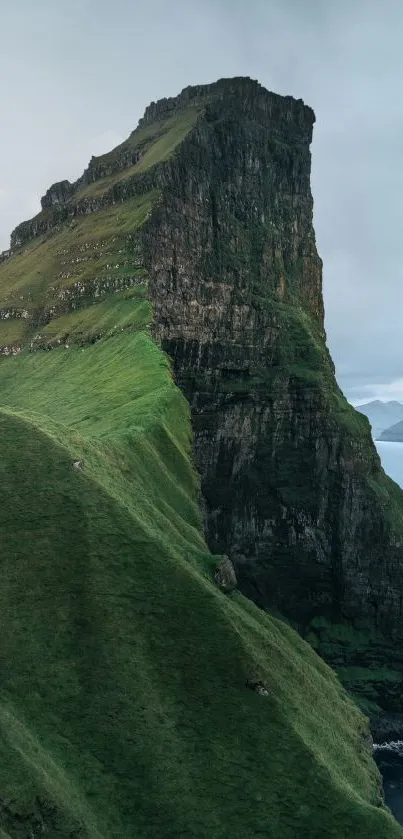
[141,78,403,729]
[0,77,402,836]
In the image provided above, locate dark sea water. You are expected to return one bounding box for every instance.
[373,442,403,823]
[374,744,403,824]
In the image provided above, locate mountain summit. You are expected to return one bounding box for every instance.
[0,77,402,837]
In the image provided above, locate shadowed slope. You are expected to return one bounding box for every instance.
[0,333,400,837]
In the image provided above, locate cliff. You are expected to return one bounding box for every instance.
[3,78,403,725]
[0,77,402,836]
[2,77,403,727]
[139,79,403,728]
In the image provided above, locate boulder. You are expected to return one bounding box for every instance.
[214,556,237,593]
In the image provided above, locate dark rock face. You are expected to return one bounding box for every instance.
[245,679,270,696]
[11,143,142,249]
[0,249,11,264]
[142,78,403,713]
[7,76,403,720]
[10,163,157,249]
[78,149,142,186]
[214,556,237,592]
[41,179,74,210]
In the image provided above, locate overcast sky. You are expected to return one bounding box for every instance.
[0,0,401,402]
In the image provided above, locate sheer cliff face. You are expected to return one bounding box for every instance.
[5,77,403,722]
[143,79,403,642]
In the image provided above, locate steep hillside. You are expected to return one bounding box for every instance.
[0,76,402,837]
[138,78,403,729]
[0,339,400,839]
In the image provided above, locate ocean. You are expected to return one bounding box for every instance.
[375,441,403,489]
[373,442,403,823]
[374,744,403,825]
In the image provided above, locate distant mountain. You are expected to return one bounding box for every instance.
[355,399,403,439]
[379,418,403,442]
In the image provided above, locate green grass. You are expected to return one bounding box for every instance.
[32,289,150,347]
[0,191,156,353]
[0,317,28,347]
[0,95,401,837]
[0,329,400,837]
[0,192,156,309]
[77,107,200,198]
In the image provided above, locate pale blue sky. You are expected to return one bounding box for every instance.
[1,0,402,400]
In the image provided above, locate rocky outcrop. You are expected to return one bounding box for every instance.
[214,556,237,592]
[138,75,303,128]
[41,179,74,210]
[10,168,158,249]
[10,146,145,249]
[139,78,403,716]
[0,344,21,356]
[78,149,142,185]
[0,307,28,320]
[0,249,12,264]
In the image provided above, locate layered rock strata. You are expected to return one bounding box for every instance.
[141,80,403,725]
[6,77,403,728]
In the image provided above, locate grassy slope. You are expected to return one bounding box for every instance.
[76,106,201,199]
[0,343,400,838]
[0,193,156,312]
[0,102,401,838]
